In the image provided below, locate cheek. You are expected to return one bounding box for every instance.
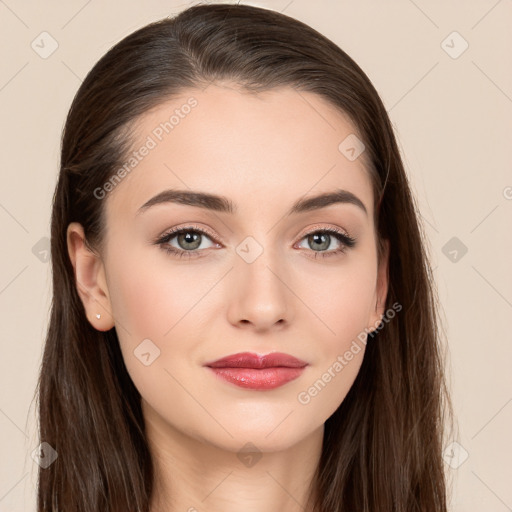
[107,248,207,338]
[299,259,377,344]
[296,282,373,417]
[106,254,204,408]
[293,259,376,408]
[106,248,221,377]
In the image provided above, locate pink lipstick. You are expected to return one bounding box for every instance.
[204,352,308,390]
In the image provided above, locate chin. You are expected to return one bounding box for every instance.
[205,420,319,455]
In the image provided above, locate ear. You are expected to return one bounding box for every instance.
[368,238,390,332]
[66,222,115,331]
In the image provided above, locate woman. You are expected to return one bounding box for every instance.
[36,3,455,511]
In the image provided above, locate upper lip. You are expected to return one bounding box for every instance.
[204,352,308,369]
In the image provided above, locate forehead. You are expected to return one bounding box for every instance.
[104,83,374,222]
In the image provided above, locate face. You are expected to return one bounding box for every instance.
[68,83,388,454]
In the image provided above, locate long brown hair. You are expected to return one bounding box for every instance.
[36,3,455,511]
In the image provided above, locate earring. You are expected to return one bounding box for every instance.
[96,313,101,319]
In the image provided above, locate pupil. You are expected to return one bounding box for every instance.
[311,233,329,251]
[179,232,201,250]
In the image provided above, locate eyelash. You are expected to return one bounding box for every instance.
[154,224,356,260]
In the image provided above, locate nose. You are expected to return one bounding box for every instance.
[226,251,293,332]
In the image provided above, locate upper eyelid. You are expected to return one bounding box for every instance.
[159,224,218,240]
[295,223,352,239]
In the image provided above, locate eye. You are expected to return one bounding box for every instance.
[295,227,356,259]
[154,224,356,260]
[155,225,220,259]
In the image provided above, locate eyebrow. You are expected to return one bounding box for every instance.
[137,188,368,217]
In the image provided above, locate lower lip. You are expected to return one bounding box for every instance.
[207,367,306,390]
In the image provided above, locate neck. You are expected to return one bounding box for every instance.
[144,402,323,512]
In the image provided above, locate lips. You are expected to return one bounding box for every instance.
[204,352,308,390]
[204,352,308,369]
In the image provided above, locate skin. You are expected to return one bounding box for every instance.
[67,82,389,512]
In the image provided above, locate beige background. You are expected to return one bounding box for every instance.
[1,0,511,510]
